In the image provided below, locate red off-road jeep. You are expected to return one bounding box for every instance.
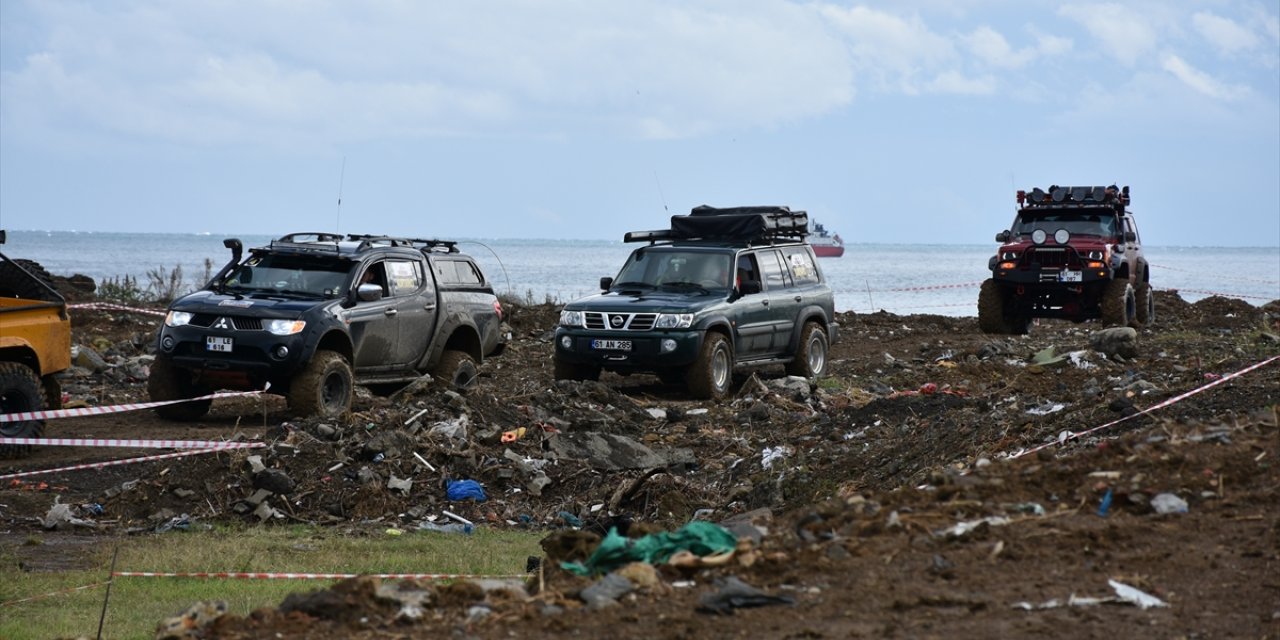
[979,185,1152,334]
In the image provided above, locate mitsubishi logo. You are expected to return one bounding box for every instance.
[609,314,625,328]
[213,317,231,330]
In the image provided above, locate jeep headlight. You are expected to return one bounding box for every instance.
[654,313,694,329]
[265,319,306,336]
[1086,250,1105,261]
[1000,251,1018,261]
[559,310,585,328]
[165,311,193,328]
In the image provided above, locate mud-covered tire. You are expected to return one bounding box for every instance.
[978,279,1029,335]
[0,362,45,458]
[1135,282,1155,326]
[1100,280,1136,327]
[434,350,479,390]
[553,358,600,382]
[686,333,733,400]
[288,350,353,418]
[0,259,55,299]
[785,321,829,379]
[148,356,212,421]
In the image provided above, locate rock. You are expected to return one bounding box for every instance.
[1090,327,1139,359]
[549,432,694,471]
[579,572,635,609]
[769,376,811,399]
[362,430,417,459]
[387,475,413,494]
[155,600,228,640]
[74,345,109,373]
[245,455,267,474]
[253,469,295,495]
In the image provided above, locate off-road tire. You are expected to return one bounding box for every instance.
[434,350,479,390]
[978,279,1029,335]
[288,350,353,418]
[0,260,54,299]
[1100,280,1136,327]
[0,362,45,458]
[785,321,829,379]
[1135,282,1155,326]
[553,358,600,382]
[686,333,733,400]
[148,356,213,421]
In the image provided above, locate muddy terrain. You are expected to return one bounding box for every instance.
[2,289,1278,639]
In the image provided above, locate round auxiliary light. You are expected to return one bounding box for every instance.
[661,338,678,353]
[1031,229,1047,245]
[560,336,573,350]
[1054,229,1070,244]
[274,345,289,359]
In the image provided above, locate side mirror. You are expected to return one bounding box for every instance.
[740,280,762,295]
[599,277,613,291]
[1124,231,1137,243]
[356,283,384,302]
[995,230,1011,243]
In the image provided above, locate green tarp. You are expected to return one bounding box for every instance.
[561,521,738,576]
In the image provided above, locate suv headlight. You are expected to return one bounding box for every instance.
[559,310,585,327]
[1000,251,1018,261]
[165,311,193,327]
[1086,250,1105,261]
[654,313,694,329]
[265,319,306,336]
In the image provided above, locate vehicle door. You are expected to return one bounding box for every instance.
[731,251,773,359]
[386,258,436,366]
[757,249,798,355]
[778,246,823,349]
[349,260,401,370]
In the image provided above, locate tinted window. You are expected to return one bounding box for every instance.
[435,259,483,286]
[781,247,819,286]
[757,250,789,290]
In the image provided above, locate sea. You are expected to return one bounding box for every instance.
[4,230,1278,316]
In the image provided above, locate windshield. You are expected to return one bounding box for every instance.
[1012,212,1118,239]
[613,250,733,290]
[223,254,351,298]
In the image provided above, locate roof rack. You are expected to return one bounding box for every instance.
[624,205,810,245]
[1018,185,1130,213]
[343,234,459,253]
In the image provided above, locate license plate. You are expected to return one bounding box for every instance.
[207,336,234,352]
[591,339,632,351]
[1058,270,1082,282]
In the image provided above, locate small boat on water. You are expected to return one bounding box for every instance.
[808,221,844,258]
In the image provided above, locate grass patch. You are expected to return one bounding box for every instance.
[0,525,542,640]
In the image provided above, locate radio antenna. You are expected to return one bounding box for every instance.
[653,170,668,212]
[335,156,347,233]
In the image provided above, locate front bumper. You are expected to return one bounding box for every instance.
[156,324,311,386]
[553,327,705,372]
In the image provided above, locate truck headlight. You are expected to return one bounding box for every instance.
[559,310,585,327]
[165,311,193,327]
[265,319,306,336]
[654,313,693,329]
[1000,251,1018,261]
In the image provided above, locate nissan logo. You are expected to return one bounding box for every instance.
[609,315,625,328]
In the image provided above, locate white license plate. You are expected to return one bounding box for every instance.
[206,336,234,352]
[591,339,632,351]
[1058,270,1082,282]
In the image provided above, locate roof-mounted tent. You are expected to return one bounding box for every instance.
[623,205,810,245]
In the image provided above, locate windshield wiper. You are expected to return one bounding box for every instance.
[612,281,655,290]
[660,281,710,294]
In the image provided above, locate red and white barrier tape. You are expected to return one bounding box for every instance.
[0,437,264,450]
[1156,287,1274,301]
[0,447,255,481]
[112,571,527,581]
[872,281,984,293]
[1008,354,1279,460]
[1149,263,1280,286]
[67,302,167,317]
[0,387,268,423]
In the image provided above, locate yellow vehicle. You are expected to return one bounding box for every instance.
[0,230,71,457]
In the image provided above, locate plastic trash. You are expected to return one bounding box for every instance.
[418,521,474,535]
[697,576,795,614]
[1097,489,1113,517]
[558,511,582,527]
[446,479,487,502]
[1150,493,1188,514]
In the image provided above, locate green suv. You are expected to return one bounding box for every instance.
[553,206,838,399]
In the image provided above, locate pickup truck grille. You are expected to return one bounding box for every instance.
[189,314,263,331]
[584,312,657,331]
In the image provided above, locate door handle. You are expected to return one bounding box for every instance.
[761,300,770,306]
[384,308,398,316]
[793,296,802,302]
[423,304,437,311]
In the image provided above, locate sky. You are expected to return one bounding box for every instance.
[1,1,1277,247]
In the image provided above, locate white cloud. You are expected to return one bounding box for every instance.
[1192,11,1260,55]
[1161,54,1249,101]
[0,2,856,146]
[818,5,955,94]
[1058,3,1158,66]
[964,26,1035,68]
[924,70,997,95]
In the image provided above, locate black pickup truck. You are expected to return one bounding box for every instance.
[148,232,507,419]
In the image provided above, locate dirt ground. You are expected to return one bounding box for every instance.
[2,289,1278,639]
